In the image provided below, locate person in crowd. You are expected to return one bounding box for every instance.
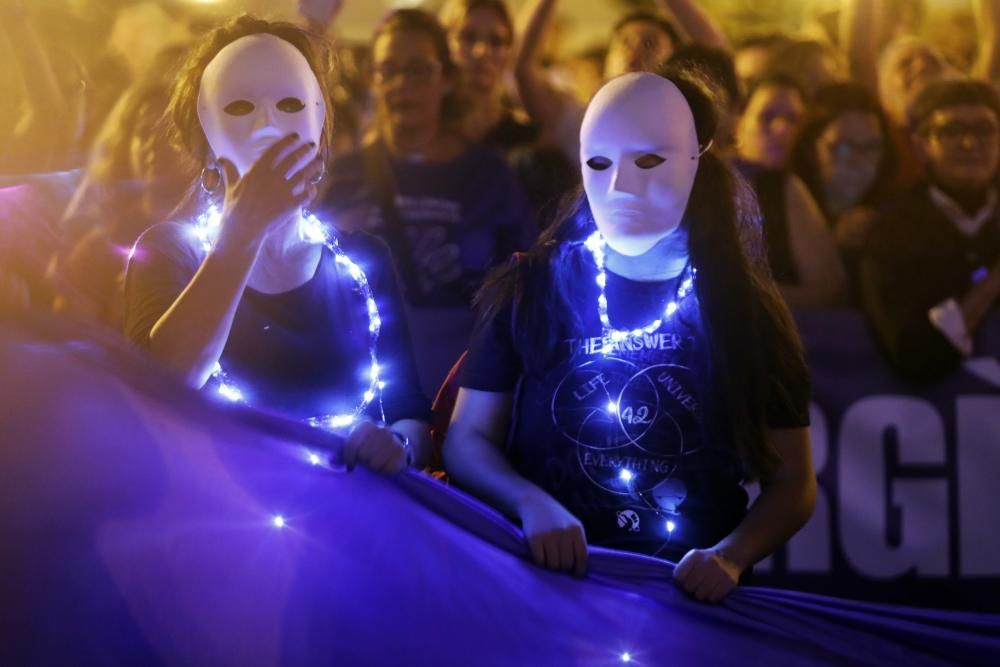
[733,34,792,89]
[790,83,896,292]
[667,43,742,151]
[513,0,725,162]
[440,0,576,226]
[761,39,847,99]
[53,47,195,328]
[445,70,816,603]
[733,74,847,306]
[861,79,1000,383]
[440,0,530,149]
[319,8,534,399]
[124,16,430,473]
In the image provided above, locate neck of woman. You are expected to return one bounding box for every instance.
[248,211,322,293]
[463,87,504,142]
[604,228,690,282]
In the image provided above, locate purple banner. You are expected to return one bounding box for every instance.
[1,312,998,665]
[753,310,1000,612]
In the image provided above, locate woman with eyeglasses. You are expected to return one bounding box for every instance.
[319,8,534,400]
[861,79,1000,383]
[790,83,897,296]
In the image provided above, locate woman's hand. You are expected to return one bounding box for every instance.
[341,420,410,475]
[516,492,588,576]
[673,548,743,603]
[216,134,323,248]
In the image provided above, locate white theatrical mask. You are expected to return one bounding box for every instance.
[580,72,701,256]
[198,34,325,176]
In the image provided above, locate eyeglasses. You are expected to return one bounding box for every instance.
[927,122,1000,149]
[372,60,443,85]
[457,29,511,53]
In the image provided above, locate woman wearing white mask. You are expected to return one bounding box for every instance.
[445,70,816,603]
[124,17,431,473]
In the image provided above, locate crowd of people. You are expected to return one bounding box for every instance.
[2,0,1000,603]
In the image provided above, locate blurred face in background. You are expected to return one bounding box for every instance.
[372,28,450,135]
[129,93,191,218]
[449,6,512,96]
[604,20,674,79]
[734,45,770,89]
[737,83,804,169]
[815,111,885,209]
[917,105,1000,192]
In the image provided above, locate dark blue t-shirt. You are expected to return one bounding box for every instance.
[460,247,810,562]
[124,223,429,425]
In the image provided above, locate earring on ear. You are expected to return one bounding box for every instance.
[691,139,714,160]
[199,158,222,194]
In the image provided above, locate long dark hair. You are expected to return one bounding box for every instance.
[476,67,806,479]
[790,82,896,216]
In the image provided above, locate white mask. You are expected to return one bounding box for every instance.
[198,34,325,176]
[580,72,701,256]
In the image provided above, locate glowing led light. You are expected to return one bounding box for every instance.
[194,208,385,428]
[308,452,322,466]
[583,231,695,342]
[666,520,676,533]
[619,468,634,482]
[621,652,633,663]
[607,401,618,414]
[272,515,286,528]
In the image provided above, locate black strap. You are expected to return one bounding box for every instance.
[361,142,422,301]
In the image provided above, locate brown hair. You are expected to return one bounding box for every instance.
[440,0,514,39]
[165,15,336,167]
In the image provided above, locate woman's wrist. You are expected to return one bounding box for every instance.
[389,429,414,466]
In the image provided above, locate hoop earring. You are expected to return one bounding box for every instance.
[309,160,326,186]
[691,139,714,160]
[200,163,222,195]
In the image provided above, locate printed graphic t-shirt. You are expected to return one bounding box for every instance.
[460,250,810,562]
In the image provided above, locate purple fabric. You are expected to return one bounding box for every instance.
[1,314,998,667]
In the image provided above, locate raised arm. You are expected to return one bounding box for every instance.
[297,0,345,34]
[654,0,729,49]
[143,137,319,387]
[973,0,1000,81]
[513,0,570,140]
[840,0,882,94]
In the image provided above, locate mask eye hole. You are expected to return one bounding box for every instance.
[586,156,612,171]
[223,100,255,116]
[277,97,305,113]
[635,154,666,169]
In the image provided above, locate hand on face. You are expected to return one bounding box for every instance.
[673,547,743,603]
[216,134,322,246]
[516,492,588,577]
[198,34,326,178]
[580,73,700,257]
